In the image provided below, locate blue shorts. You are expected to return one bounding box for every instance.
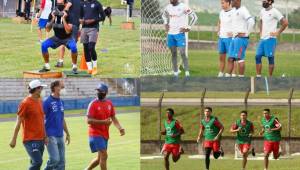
[38,18,48,29]
[256,38,277,57]
[229,37,249,61]
[167,33,186,47]
[218,38,232,54]
[89,136,108,153]
[41,36,77,54]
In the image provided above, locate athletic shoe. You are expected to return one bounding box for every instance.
[251,148,256,157]
[232,74,237,77]
[72,67,78,74]
[92,67,98,75]
[39,66,50,72]
[55,61,64,68]
[218,72,224,77]
[225,73,231,77]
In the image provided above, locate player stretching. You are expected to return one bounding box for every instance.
[230,110,254,170]
[162,0,198,79]
[256,0,288,77]
[217,0,236,77]
[161,108,184,170]
[225,0,255,77]
[85,83,125,170]
[197,107,224,170]
[259,108,282,170]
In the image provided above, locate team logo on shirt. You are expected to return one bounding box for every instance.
[166,127,172,136]
[264,125,271,132]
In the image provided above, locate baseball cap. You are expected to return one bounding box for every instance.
[95,83,108,93]
[29,79,47,89]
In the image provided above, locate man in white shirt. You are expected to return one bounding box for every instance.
[225,0,255,77]
[217,0,236,77]
[36,0,53,43]
[162,0,198,79]
[255,0,288,77]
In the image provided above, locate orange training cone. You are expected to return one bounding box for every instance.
[80,53,88,70]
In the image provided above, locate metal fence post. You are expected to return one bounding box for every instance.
[244,88,250,111]
[287,88,294,156]
[158,91,165,151]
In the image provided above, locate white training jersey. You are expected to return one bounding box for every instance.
[163,3,192,35]
[231,6,252,36]
[219,9,234,38]
[40,0,52,19]
[260,7,284,39]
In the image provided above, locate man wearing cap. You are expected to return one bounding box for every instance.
[9,79,48,170]
[85,83,125,170]
[43,80,70,170]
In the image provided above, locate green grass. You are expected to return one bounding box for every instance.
[141,155,300,170]
[101,0,141,9]
[0,106,140,119]
[0,112,140,170]
[0,16,140,78]
[141,91,300,99]
[188,50,300,77]
[141,106,300,140]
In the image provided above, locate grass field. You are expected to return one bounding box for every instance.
[188,50,300,77]
[141,91,300,99]
[0,16,140,78]
[101,0,141,9]
[141,106,300,140]
[0,111,140,170]
[141,155,300,170]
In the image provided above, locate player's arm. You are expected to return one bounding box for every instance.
[162,8,169,32]
[65,0,72,11]
[197,124,204,143]
[86,116,112,125]
[230,123,240,133]
[187,10,198,29]
[214,121,224,141]
[9,115,23,148]
[249,123,254,136]
[259,125,265,135]
[271,118,282,131]
[63,119,70,144]
[172,121,184,137]
[98,3,106,22]
[161,128,166,135]
[62,11,73,34]
[46,12,55,32]
[111,115,125,136]
[271,18,288,37]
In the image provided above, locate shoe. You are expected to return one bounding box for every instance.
[39,66,50,72]
[55,61,64,68]
[218,72,224,77]
[72,67,78,74]
[251,148,256,157]
[232,74,237,77]
[92,67,98,75]
[225,73,231,77]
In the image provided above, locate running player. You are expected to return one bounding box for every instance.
[259,108,282,170]
[230,110,254,170]
[161,108,184,170]
[217,0,236,77]
[36,0,52,43]
[162,0,198,79]
[255,0,288,77]
[197,107,224,170]
[225,0,255,77]
[85,83,125,170]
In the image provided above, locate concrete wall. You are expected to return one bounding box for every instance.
[141,137,300,155]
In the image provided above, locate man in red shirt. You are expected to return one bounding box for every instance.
[85,83,125,170]
[9,79,48,170]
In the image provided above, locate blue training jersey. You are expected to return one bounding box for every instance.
[43,95,65,137]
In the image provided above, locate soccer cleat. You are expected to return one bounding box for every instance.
[55,61,64,68]
[92,67,98,75]
[72,67,78,74]
[251,148,256,157]
[39,66,50,73]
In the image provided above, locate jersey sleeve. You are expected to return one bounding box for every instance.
[175,120,183,130]
[17,100,27,118]
[242,7,252,20]
[214,118,223,129]
[86,101,95,117]
[274,8,284,21]
[40,0,46,9]
[231,123,238,130]
[274,118,281,128]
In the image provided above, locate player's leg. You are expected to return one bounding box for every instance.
[263,141,272,170]
[255,40,264,77]
[171,144,181,162]
[167,34,179,77]
[163,151,171,170]
[99,150,108,170]
[55,46,65,68]
[176,33,189,77]
[45,137,61,170]
[40,37,58,72]
[266,38,277,77]
[218,38,226,77]
[204,147,212,170]
[24,140,45,170]
[212,141,221,159]
[241,144,250,170]
[57,137,66,170]
[86,136,108,170]
[237,38,249,77]
[81,28,93,73]
[272,141,280,159]
[226,38,236,76]
[88,28,99,75]
[66,38,78,73]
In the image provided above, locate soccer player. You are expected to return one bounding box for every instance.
[24,0,32,21]
[85,83,125,170]
[80,0,105,75]
[161,108,184,170]
[55,0,82,68]
[40,0,78,74]
[43,80,70,170]
[9,79,47,170]
[217,0,235,77]
[259,108,282,170]
[127,0,134,21]
[197,107,224,170]
[225,0,255,77]
[36,0,52,43]
[103,7,112,26]
[162,0,198,79]
[230,110,254,170]
[255,0,288,77]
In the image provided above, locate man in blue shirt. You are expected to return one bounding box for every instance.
[43,80,70,170]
